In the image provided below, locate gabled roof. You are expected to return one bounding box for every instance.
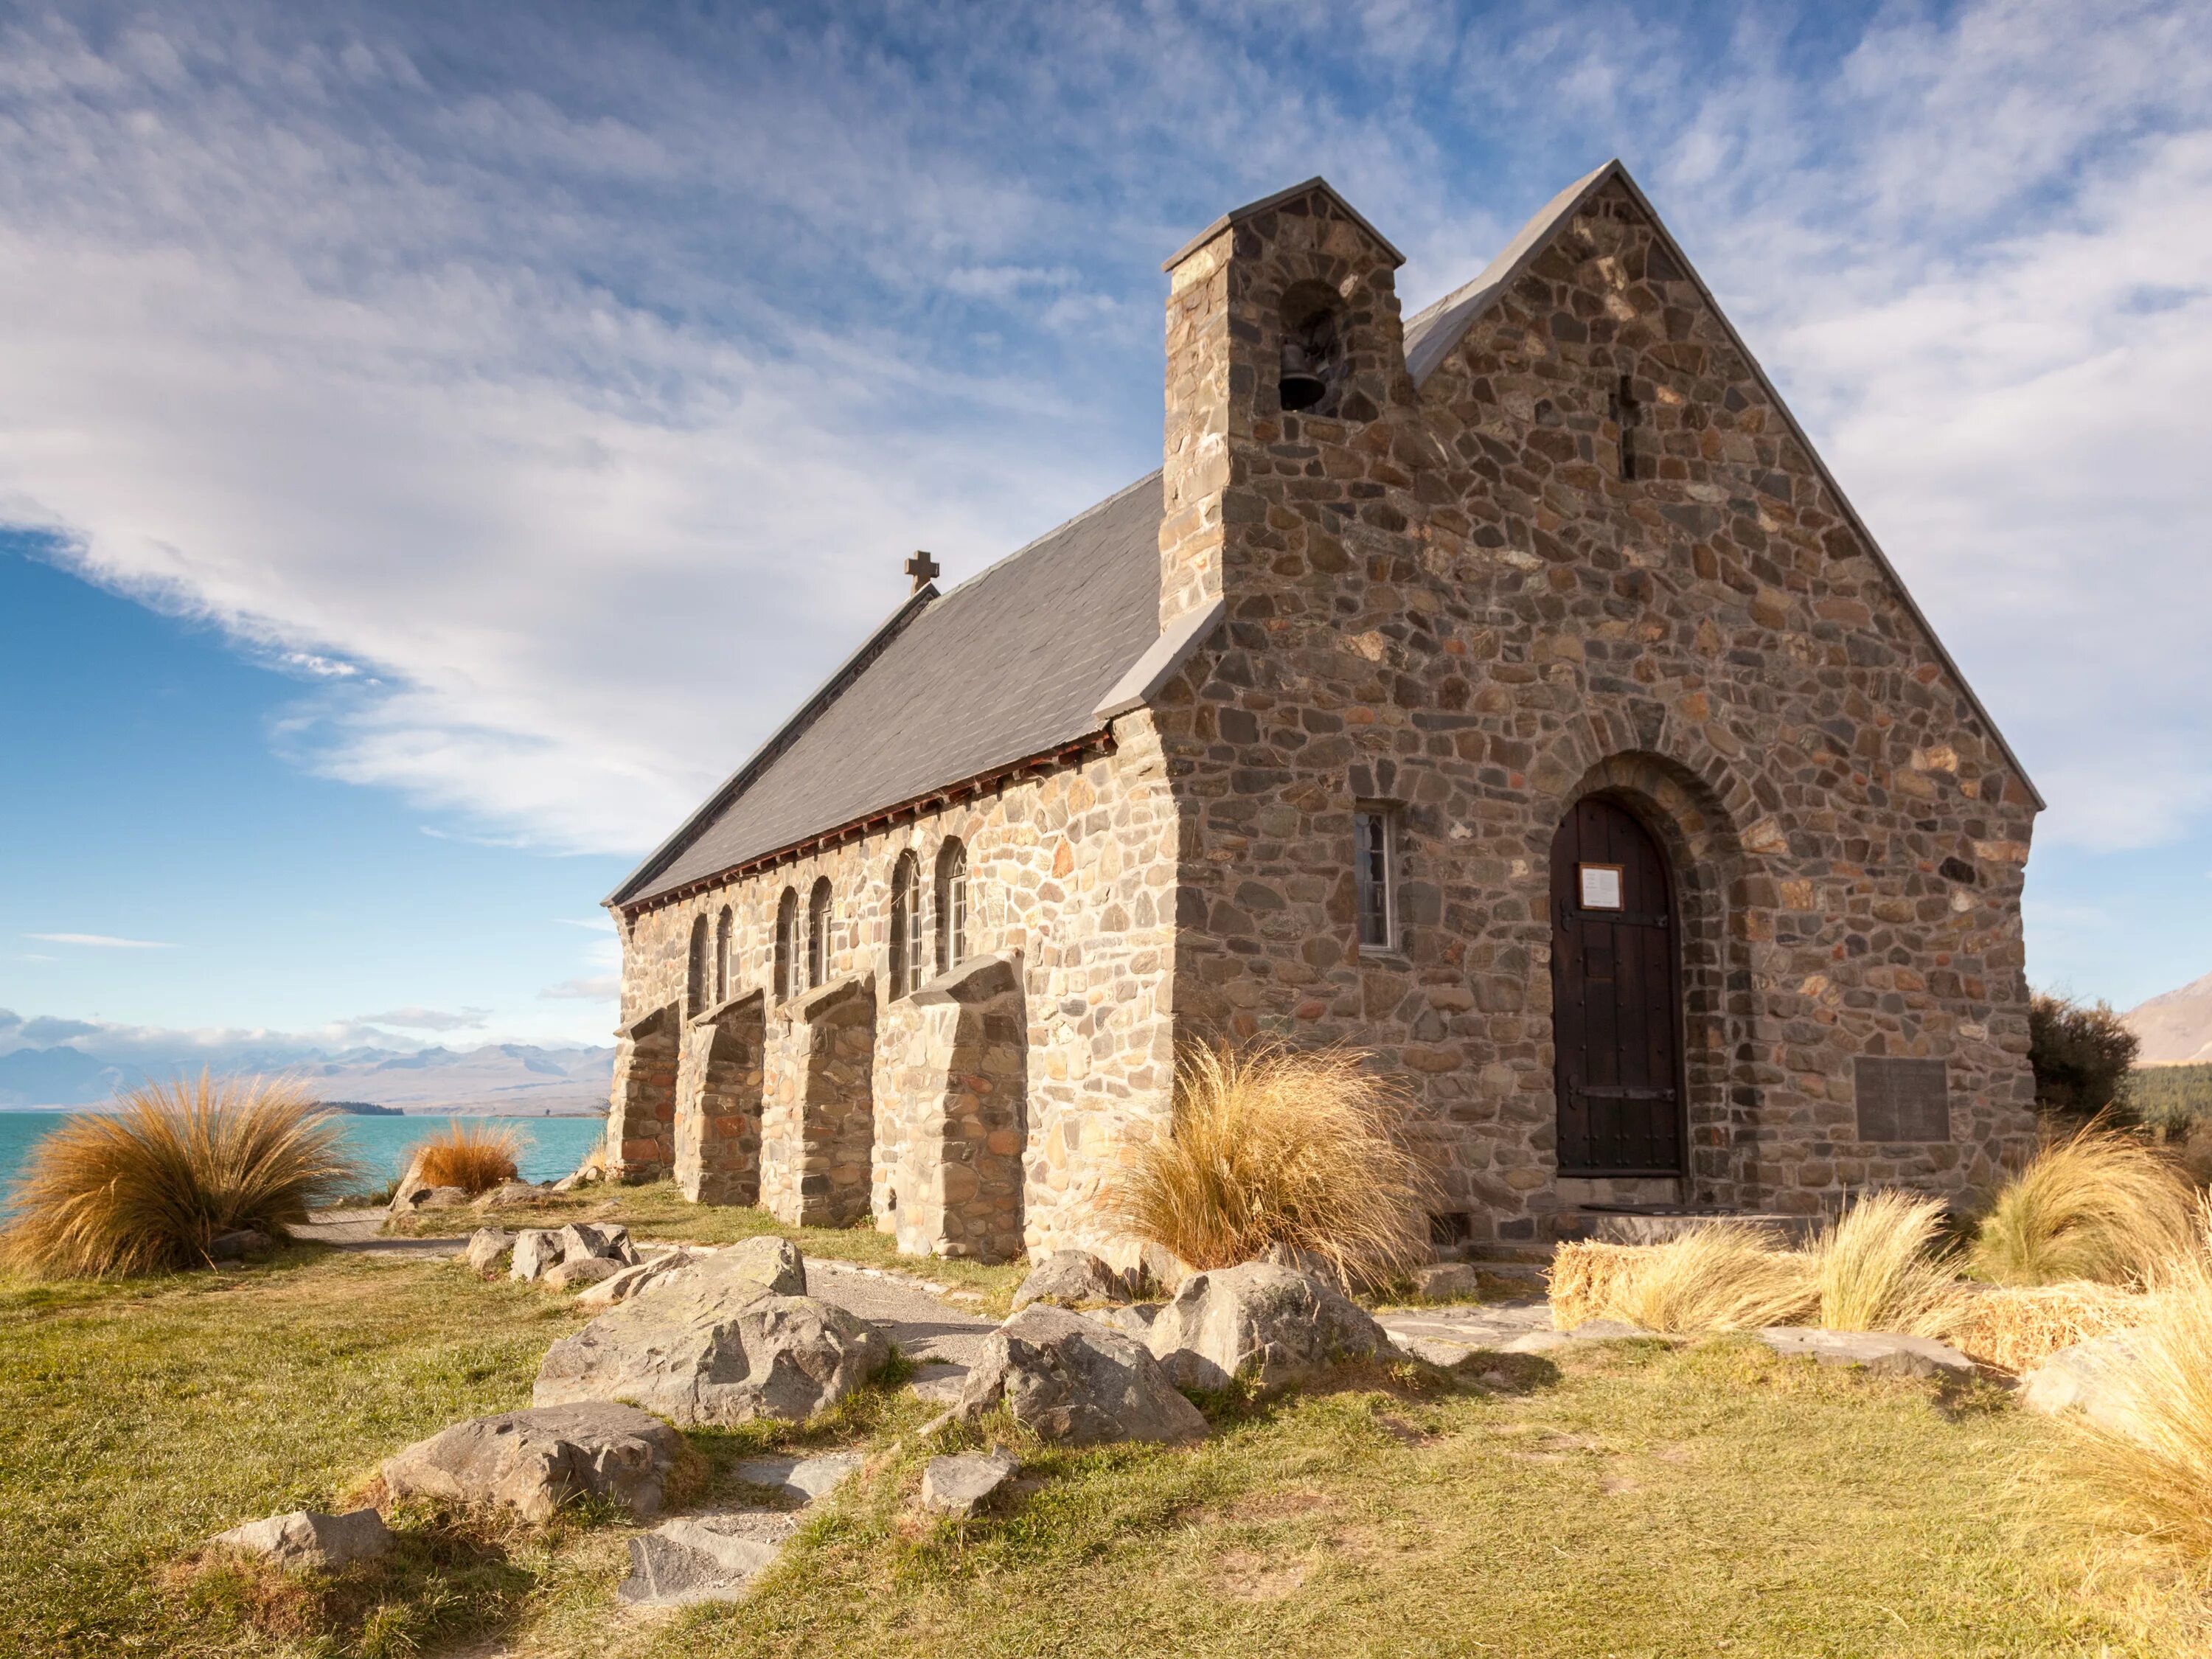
[613,162,2039,911]
[610,474,1166,907]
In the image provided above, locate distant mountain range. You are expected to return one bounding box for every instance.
[0,1041,613,1113]
[2126,971,2212,1068]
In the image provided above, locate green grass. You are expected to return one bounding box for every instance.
[385,1180,1034,1313]
[3,1240,2205,1658]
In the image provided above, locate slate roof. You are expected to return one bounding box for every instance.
[611,473,1166,905]
[613,161,2039,909]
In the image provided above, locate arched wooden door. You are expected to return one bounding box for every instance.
[1550,796,1686,1176]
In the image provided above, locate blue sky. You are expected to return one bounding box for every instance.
[2,0,2210,1066]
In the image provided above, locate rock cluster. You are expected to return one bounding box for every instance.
[535,1245,884,1425]
[1146,1261,1392,1392]
[956,1304,1206,1446]
[504,1222,639,1286]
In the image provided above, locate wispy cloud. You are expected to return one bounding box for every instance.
[25,933,178,949]
[0,0,2205,866]
[539,975,619,1002]
[355,1005,490,1032]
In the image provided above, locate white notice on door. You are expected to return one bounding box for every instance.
[1578,863,1624,910]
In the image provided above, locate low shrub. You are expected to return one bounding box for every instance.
[1100,1040,1433,1287]
[1549,1225,1816,1334]
[2029,991,2140,1123]
[409,1120,523,1195]
[2053,1245,2212,1560]
[1969,1125,2197,1288]
[1809,1190,1969,1337]
[0,1074,360,1277]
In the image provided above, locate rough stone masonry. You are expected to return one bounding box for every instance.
[598,161,2040,1264]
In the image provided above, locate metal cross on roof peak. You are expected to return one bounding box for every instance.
[905,549,941,593]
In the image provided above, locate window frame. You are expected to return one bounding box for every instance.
[714,905,733,1004]
[773,888,797,1001]
[686,913,709,1018]
[1353,803,1401,954]
[807,877,832,991]
[934,838,967,975]
[890,850,922,998]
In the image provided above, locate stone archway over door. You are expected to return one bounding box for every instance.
[1550,796,1687,1177]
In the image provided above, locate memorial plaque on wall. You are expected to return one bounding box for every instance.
[1852,1057,1951,1142]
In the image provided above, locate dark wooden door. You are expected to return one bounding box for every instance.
[1550,796,1686,1175]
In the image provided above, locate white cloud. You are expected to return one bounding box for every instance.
[24,933,178,949]
[0,0,2205,869]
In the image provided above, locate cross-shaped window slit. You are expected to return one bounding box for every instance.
[1613,375,1641,481]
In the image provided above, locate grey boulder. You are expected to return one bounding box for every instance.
[1147,1262,1392,1392]
[2021,1331,2144,1431]
[921,1450,1018,1518]
[381,1401,680,1522]
[464,1227,515,1276]
[1011,1249,1130,1312]
[1756,1327,1976,1382]
[533,1266,888,1425]
[210,1508,390,1571]
[417,1186,470,1210]
[557,1222,638,1266]
[543,1254,623,1292]
[1411,1262,1484,1301]
[574,1248,703,1310]
[510,1228,564,1283]
[710,1235,810,1297]
[732,1451,863,1505]
[957,1304,1206,1446]
[208,1228,274,1261]
[618,1511,798,1607]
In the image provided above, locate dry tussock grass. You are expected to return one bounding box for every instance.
[1949,1280,2154,1374]
[2052,1242,2212,1561]
[0,1074,358,1278]
[1555,1194,1969,1342]
[1550,1225,1816,1334]
[1101,1040,1433,1287]
[411,1119,523,1194]
[1969,1125,2197,1289]
[1809,1190,1969,1336]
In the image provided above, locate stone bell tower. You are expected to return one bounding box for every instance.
[1156,177,1424,633]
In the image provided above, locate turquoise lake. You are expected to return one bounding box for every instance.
[0,1110,604,1199]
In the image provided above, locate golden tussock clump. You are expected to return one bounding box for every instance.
[1099,1040,1434,1289]
[2051,1237,2212,1561]
[1549,1225,1817,1334]
[1969,1125,2197,1289]
[1554,1193,1969,1341]
[0,1074,359,1279]
[409,1119,524,1195]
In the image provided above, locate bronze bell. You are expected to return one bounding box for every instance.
[1279,339,1326,411]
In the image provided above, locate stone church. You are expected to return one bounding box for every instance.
[599,161,2042,1266]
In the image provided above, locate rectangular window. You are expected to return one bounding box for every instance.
[1354,806,1398,951]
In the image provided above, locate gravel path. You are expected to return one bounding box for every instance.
[801,1259,998,1367]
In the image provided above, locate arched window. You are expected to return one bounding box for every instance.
[807,878,833,990]
[934,838,967,975]
[889,851,922,998]
[773,888,798,1001]
[714,905,733,1004]
[686,914,709,1018]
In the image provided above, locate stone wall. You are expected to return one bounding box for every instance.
[1148,175,2039,1235]
[612,736,1179,1259]
[675,991,765,1206]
